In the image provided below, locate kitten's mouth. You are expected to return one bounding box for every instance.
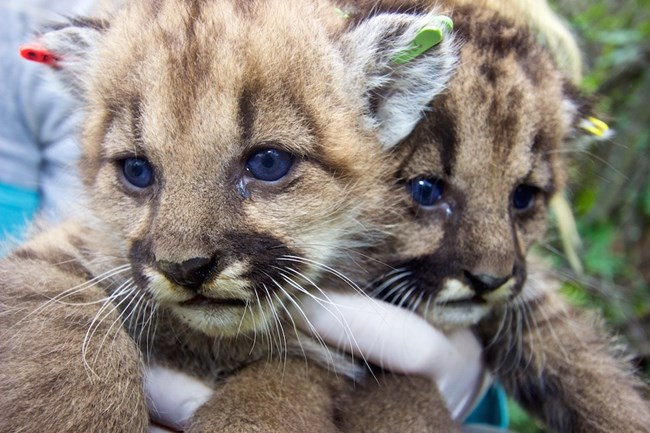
[180,295,247,308]
[437,296,487,307]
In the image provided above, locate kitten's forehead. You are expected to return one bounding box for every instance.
[399,6,570,192]
[96,0,345,94]
[97,2,335,101]
[86,0,362,173]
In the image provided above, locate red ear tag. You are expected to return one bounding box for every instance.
[19,43,59,67]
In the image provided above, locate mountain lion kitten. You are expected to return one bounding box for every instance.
[360,1,650,432]
[190,2,650,432]
[0,0,460,432]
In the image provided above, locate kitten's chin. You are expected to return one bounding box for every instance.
[171,302,271,337]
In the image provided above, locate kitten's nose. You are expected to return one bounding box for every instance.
[464,271,510,296]
[157,257,214,289]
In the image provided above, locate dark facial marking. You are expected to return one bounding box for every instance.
[238,88,257,145]
[129,237,156,292]
[216,231,301,295]
[129,96,145,147]
[479,62,498,85]
[158,3,214,133]
[410,99,457,177]
[489,87,525,156]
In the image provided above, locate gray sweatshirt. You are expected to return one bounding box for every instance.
[0,0,96,225]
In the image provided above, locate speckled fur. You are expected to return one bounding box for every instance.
[3,1,647,432]
[366,2,650,432]
[0,0,459,432]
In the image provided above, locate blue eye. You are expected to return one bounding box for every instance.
[408,178,444,207]
[121,157,154,188]
[246,148,294,182]
[512,185,538,211]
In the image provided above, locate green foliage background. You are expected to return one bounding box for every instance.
[509,1,650,431]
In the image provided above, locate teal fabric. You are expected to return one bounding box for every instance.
[0,182,39,243]
[464,383,509,428]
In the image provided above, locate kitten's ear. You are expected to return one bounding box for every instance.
[20,18,108,97]
[340,11,458,149]
[561,82,613,140]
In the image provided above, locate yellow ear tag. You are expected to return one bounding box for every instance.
[392,16,453,65]
[579,116,611,138]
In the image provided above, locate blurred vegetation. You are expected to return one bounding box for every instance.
[556,0,650,370]
[509,1,650,431]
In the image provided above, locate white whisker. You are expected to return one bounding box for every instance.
[249,287,264,355]
[273,267,340,306]
[272,295,289,367]
[377,280,411,304]
[82,283,136,376]
[143,302,159,362]
[17,264,132,325]
[396,284,418,309]
[410,288,426,313]
[278,256,367,296]
[487,306,509,350]
[536,299,571,363]
[368,269,413,298]
[281,275,376,376]
[234,299,250,339]
[91,282,137,365]
[519,301,537,372]
[92,283,140,366]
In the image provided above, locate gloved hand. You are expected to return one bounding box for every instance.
[292,291,489,421]
[144,292,488,430]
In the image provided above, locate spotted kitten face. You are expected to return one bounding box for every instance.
[77,0,386,337]
[38,0,458,338]
[372,6,583,330]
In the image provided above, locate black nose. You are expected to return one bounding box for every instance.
[157,257,214,289]
[464,271,510,296]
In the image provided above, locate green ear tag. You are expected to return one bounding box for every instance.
[334,7,351,19]
[392,16,453,65]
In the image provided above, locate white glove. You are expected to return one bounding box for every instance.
[145,365,213,432]
[292,291,489,421]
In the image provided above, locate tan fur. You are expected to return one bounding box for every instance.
[479,263,650,433]
[0,0,458,431]
[453,0,583,81]
[2,1,647,432]
[362,2,650,432]
[189,360,459,433]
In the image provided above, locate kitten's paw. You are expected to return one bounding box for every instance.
[186,417,274,433]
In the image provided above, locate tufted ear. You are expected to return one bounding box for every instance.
[340,11,458,150]
[20,18,108,98]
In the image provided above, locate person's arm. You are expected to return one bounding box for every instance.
[0,5,42,243]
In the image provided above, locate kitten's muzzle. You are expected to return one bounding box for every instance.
[180,294,247,308]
